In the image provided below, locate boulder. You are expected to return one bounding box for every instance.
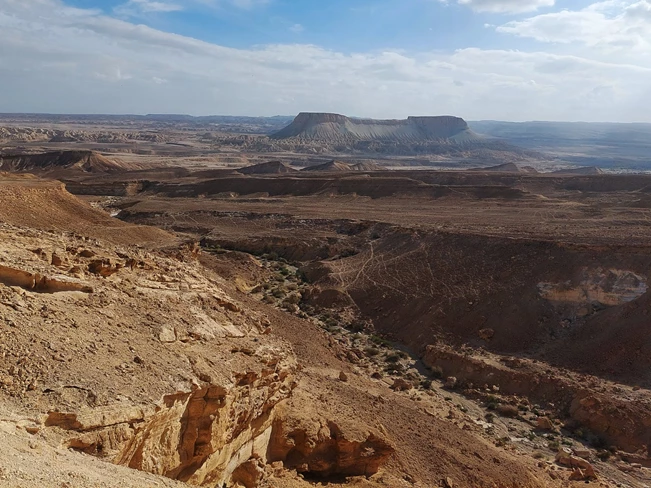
[536,416,556,432]
[555,448,596,480]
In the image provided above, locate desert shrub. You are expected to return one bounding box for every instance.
[547,440,560,450]
[301,304,315,315]
[348,321,366,332]
[485,395,500,410]
[485,412,495,423]
[324,317,338,328]
[496,437,511,447]
[385,353,401,363]
[596,450,611,461]
[429,366,443,379]
[420,379,432,390]
[370,335,392,347]
[385,363,404,374]
[574,428,586,440]
[496,404,519,418]
[590,435,608,449]
[272,288,286,298]
[284,294,301,305]
[364,347,380,356]
[279,266,290,276]
[397,351,409,360]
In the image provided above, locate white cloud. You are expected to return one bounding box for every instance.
[289,23,304,33]
[497,0,651,54]
[0,0,650,121]
[114,0,183,17]
[114,0,268,17]
[453,0,555,14]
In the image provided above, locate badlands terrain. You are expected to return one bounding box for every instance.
[1,113,651,487]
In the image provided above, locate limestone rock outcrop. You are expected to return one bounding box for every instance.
[267,405,394,478]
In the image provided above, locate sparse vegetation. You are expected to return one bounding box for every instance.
[496,404,519,418]
[364,346,380,356]
[429,365,443,379]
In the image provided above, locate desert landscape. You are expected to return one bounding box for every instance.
[1,111,651,488]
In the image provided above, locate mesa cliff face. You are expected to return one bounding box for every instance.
[271,112,479,143]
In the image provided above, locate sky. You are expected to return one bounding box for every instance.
[1,0,650,121]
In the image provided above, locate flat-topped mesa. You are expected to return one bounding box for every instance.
[270,112,480,143]
[407,116,470,139]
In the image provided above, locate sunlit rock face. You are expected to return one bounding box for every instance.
[539,268,648,318]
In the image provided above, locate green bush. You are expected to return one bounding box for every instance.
[485,395,500,410]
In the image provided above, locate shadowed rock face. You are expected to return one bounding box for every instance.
[237,161,296,175]
[271,113,480,143]
[0,150,135,173]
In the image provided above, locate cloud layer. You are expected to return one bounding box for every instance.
[0,0,650,121]
[456,0,555,14]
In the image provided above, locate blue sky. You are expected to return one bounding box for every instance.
[1,0,651,121]
[65,0,532,52]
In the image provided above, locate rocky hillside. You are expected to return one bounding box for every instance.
[0,175,567,487]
